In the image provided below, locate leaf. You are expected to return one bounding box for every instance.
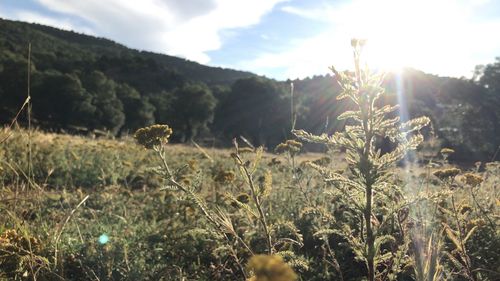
[374,235,396,256]
[250,146,264,174]
[270,220,303,245]
[224,192,258,218]
[314,229,337,239]
[463,226,478,243]
[337,110,361,121]
[443,251,465,271]
[443,223,463,251]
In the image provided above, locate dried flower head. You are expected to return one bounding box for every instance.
[134,125,172,149]
[351,38,367,48]
[312,156,331,166]
[268,158,282,167]
[236,193,250,204]
[275,140,302,155]
[485,161,499,167]
[0,229,40,251]
[461,173,483,187]
[467,218,486,230]
[440,148,455,155]
[433,168,461,180]
[247,254,297,281]
[459,204,473,214]
[439,148,455,157]
[214,170,236,184]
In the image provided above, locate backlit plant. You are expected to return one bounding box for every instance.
[293,39,430,281]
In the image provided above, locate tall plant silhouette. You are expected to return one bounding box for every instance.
[294,39,430,281]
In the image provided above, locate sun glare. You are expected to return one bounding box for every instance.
[336,0,469,74]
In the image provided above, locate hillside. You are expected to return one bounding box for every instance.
[0,18,256,86]
[0,18,499,161]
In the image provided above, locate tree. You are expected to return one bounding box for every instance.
[115,83,155,133]
[215,77,289,147]
[81,71,125,133]
[475,58,500,160]
[171,83,217,141]
[0,54,30,122]
[31,71,96,129]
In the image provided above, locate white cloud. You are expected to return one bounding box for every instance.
[248,0,500,79]
[13,11,95,35]
[31,0,286,64]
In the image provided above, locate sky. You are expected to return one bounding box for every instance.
[1,0,499,80]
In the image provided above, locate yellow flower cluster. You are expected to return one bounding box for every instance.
[275,140,302,155]
[247,255,297,281]
[462,173,483,187]
[134,124,173,149]
[433,168,461,180]
[440,148,455,155]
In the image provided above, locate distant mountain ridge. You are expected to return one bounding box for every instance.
[0,18,499,161]
[0,18,257,86]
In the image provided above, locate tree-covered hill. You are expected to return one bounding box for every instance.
[1,18,499,161]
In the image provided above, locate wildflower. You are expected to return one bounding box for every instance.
[433,168,461,181]
[247,254,297,281]
[275,140,302,155]
[467,219,486,230]
[299,160,311,168]
[134,125,173,149]
[351,38,367,48]
[268,158,282,167]
[461,173,483,187]
[214,170,236,184]
[485,161,500,171]
[187,159,198,171]
[312,156,331,166]
[440,148,455,155]
[258,170,273,197]
[459,204,473,215]
[236,193,250,204]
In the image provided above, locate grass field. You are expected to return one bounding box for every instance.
[0,128,498,280]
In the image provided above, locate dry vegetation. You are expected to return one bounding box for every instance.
[1,42,499,281]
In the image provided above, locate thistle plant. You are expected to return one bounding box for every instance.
[293,39,430,281]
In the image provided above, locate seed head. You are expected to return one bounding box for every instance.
[440,148,455,156]
[214,170,236,184]
[461,173,483,187]
[134,125,173,149]
[275,140,302,155]
[236,193,250,204]
[247,254,297,281]
[433,168,461,180]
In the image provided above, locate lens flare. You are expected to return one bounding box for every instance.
[98,234,109,244]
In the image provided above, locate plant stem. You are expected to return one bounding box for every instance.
[238,155,273,255]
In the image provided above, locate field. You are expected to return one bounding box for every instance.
[0,127,498,281]
[1,41,499,281]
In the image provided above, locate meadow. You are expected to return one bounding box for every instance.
[0,127,498,281]
[1,42,499,281]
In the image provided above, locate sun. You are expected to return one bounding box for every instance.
[339,0,468,74]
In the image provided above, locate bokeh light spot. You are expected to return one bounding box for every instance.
[98,234,109,244]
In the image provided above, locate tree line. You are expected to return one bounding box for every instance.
[0,18,499,161]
